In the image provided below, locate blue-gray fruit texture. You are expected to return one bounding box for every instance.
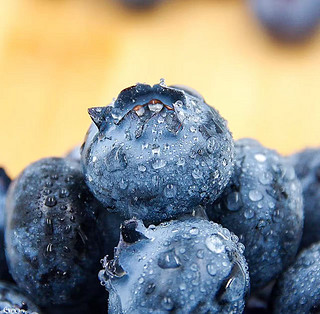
[291,148,320,250]
[99,217,250,314]
[271,242,320,313]
[206,138,304,289]
[0,168,11,281]
[5,158,120,307]
[81,83,235,224]
[0,281,40,313]
[247,0,320,41]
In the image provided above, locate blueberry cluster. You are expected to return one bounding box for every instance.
[1,82,319,313]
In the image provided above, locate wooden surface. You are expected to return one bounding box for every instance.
[0,0,320,178]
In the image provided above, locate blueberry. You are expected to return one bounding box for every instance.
[0,168,11,281]
[99,217,250,313]
[116,0,164,9]
[81,82,234,224]
[291,148,320,249]
[0,281,40,313]
[5,157,121,307]
[206,138,304,289]
[247,0,320,41]
[271,242,320,313]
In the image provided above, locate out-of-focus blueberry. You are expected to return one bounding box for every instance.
[247,0,320,41]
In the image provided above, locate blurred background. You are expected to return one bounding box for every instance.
[0,0,320,178]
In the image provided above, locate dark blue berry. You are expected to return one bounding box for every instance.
[247,0,320,41]
[99,217,250,313]
[117,0,164,9]
[271,242,320,313]
[206,138,304,289]
[5,158,120,307]
[81,82,234,224]
[0,281,40,313]
[0,168,11,281]
[291,148,320,249]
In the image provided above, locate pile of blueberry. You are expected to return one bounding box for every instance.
[117,0,320,42]
[1,82,320,313]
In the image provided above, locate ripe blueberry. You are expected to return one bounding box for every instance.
[81,82,234,224]
[206,138,304,289]
[99,217,250,313]
[5,158,120,307]
[291,148,320,249]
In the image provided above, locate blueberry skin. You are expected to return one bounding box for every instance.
[81,83,234,224]
[291,148,320,249]
[0,281,40,313]
[99,217,250,314]
[247,0,320,41]
[0,168,11,281]
[206,138,304,289]
[5,158,120,307]
[271,242,320,313]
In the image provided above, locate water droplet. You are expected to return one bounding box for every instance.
[190,227,199,235]
[106,146,127,172]
[205,235,225,253]
[226,192,242,211]
[45,196,57,207]
[176,157,185,167]
[138,277,144,284]
[138,165,147,172]
[190,126,197,133]
[197,249,204,259]
[254,153,266,162]
[216,261,246,303]
[244,209,255,219]
[135,106,145,117]
[213,170,220,179]
[158,249,181,269]
[161,297,174,311]
[192,169,203,180]
[179,283,186,291]
[164,184,177,198]
[259,171,273,185]
[152,145,161,155]
[148,103,163,113]
[43,189,51,196]
[272,209,282,223]
[207,137,216,153]
[59,188,69,198]
[207,264,217,276]
[152,159,167,169]
[146,283,155,295]
[46,243,53,253]
[249,190,263,202]
[191,264,198,272]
